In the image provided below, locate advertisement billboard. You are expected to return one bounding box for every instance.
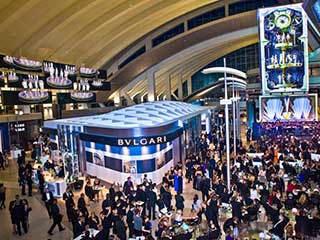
[259,94,318,122]
[258,4,308,94]
[2,90,52,105]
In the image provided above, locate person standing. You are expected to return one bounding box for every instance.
[17,154,23,166]
[133,209,143,237]
[9,195,20,234]
[0,152,5,170]
[200,175,210,201]
[37,167,45,194]
[175,192,185,211]
[26,170,33,196]
[0,183,6,209]
[77,193,89,218]
[63,187,75,222]
[10,195,27,236]
[21,199,32,233]
[48,198,65,235]
[18,164,26,196]
[146,184,157,220]
[42,187,54,218]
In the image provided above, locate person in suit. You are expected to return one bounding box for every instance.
[26,170,33,196]
[72,216,85,238]
[123,177,133,196]
[17,154,23,166]
[175,192,185,211]
[200,176,210,201]
[18,164,26,196]
[0,152,5,170]
[63,187,75,222]
[146,184,157,220]
[48,198,65,235]
[269,212,289,239]
[77,193,88,218]
[37,167,45,194]
[42,187,54,218]
[9,195,27,236]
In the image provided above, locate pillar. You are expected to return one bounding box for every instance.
[166,74,171,101]
[147,70,156,102]
[177,73,183,100]
[187,76,192,96]
[114,90,121,107]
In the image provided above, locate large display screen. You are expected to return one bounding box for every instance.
[258,4,308,94]
[259,94,318,122]
[2,90,52,105]
[0,55,42,72]
[57,92,96,104]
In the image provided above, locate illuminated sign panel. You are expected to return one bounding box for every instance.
[259,94,318,122]
[258,4,308,94]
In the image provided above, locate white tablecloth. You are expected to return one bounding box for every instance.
[73,229,100,240]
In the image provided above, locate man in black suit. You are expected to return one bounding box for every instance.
[42,187,54,218]
[63,187,74,222]
[37,167,45,194]
[270,213,289,239]
[9,195,27,236]
[48,198,65,235]
[146,184,157,220]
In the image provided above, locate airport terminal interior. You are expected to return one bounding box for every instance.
[0,0,320,239]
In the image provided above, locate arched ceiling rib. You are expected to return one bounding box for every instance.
[124,30,258,99]
[0,0,217,67]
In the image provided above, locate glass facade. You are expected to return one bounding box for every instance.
[187,7,225,30]
[229,0,277,16]
[191,43,259,92]
[152,23,185,47]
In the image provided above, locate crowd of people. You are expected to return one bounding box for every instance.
[2,124,320,240]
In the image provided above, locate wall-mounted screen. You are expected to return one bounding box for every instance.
[0,55,42,72]
[2,90,52,105]
[43,61,77,84]
[79,67,107,79]
[57,92,96,104]
[259,94,318,122]
[258,4,308,94]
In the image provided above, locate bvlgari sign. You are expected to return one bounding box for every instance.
[117,136,167,146]
[79,128,183,146]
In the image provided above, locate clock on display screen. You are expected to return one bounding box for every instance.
[275,13,291,29]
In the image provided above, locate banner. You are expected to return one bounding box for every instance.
[258,4,308,94]
[259,94,318,122]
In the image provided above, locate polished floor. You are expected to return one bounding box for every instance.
[0,144,267,240]
[0,157,202,240]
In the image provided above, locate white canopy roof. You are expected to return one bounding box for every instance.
[44,101,210,129]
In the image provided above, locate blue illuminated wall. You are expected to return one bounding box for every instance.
[85,141,174,174]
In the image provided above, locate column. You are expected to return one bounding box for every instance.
[177,73,183,100]
[187,76,192,96]
[113,90,121,107]
[165,74,171,101]
[147,70,156,102]
[206,111,211,134]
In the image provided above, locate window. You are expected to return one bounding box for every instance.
[187,7,225,30]
[152,23,184,47]
[191,43,260,92]
[118,46,146,69]
[229,0,277,16]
